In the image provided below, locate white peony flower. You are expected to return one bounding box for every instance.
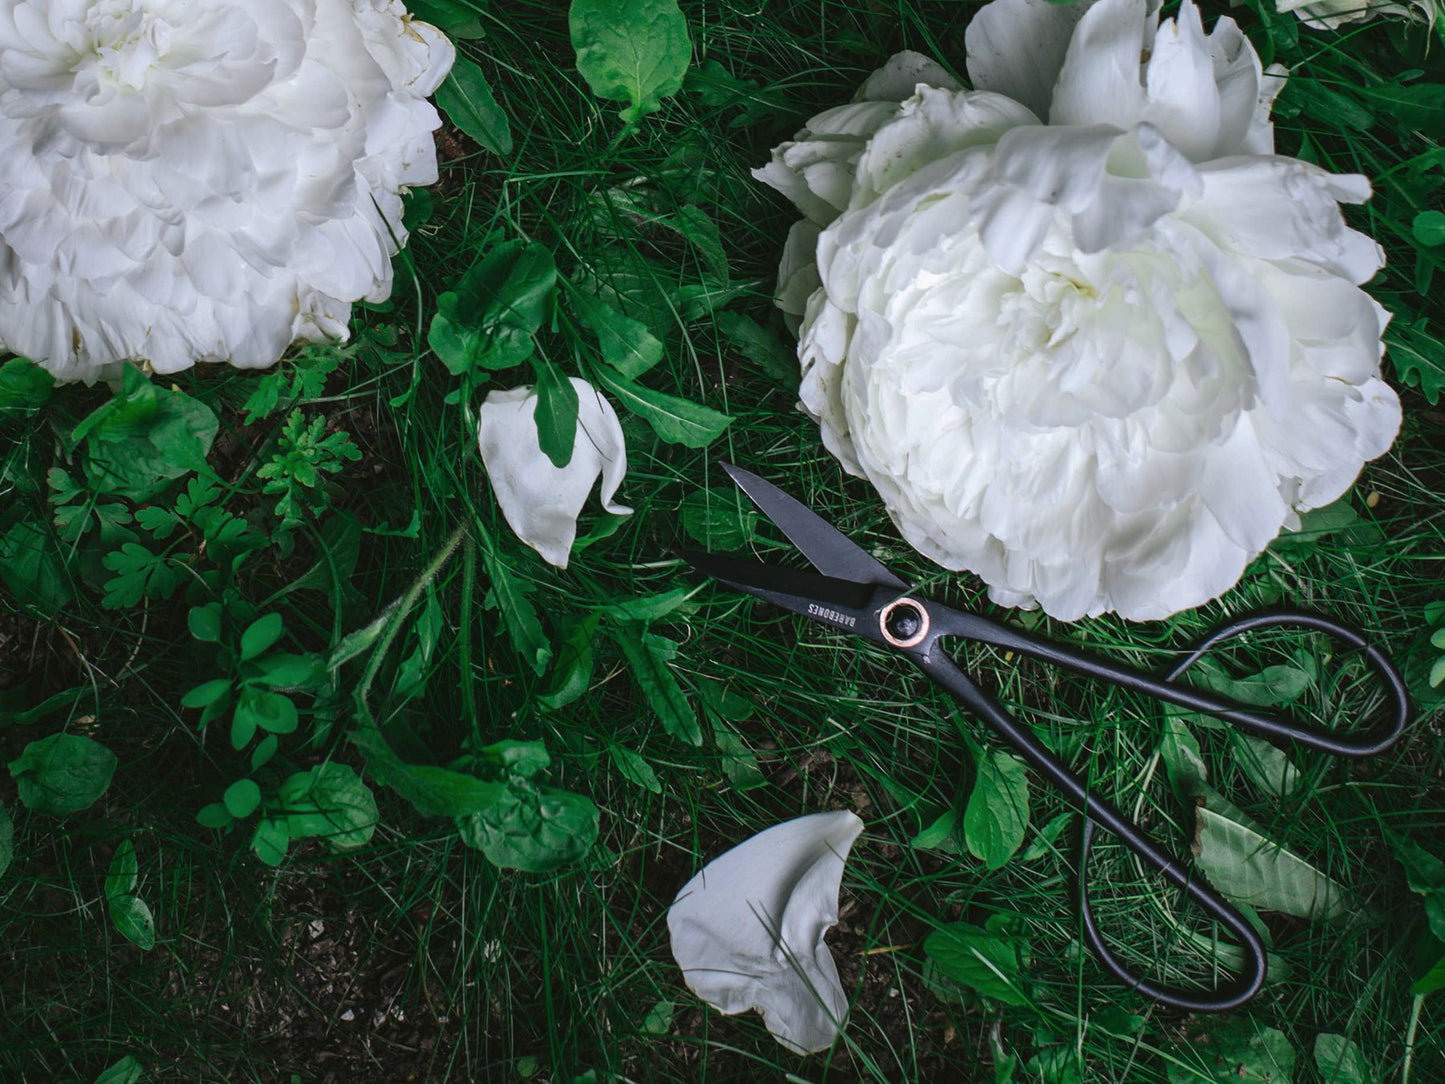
[0,0,455,383]
[668,811,864,1055]
[476,377,630,569]
[755,0,1401,622]
[1272,0,1435,31]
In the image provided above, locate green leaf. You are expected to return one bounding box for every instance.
[530,352,580,469]
[456,777,599,872]
[714,310,798,390]
[593,364,731,448]
[716,729,766,791]
[923,921,1030,1006]
[236,687,298,738]
[0,520,73,615]
[599,588,690,624]
[0,356,54,415]
[964,749,1030,870]
[612,626,700,744]
[0,801,12,879]
[1190,662,1310,707]
[251,652,321,689]
[1020,811,1074,862]
[641,999,674,1035]
[1159,716,1208,802]
[481,547,553,675]
[539,614,600,710]
[477,739,552,779]
[429,241,557,375]
[105,839,138,899]
[1166,1021,1296,1084]
[351,727,507,818]
[188,604,223,643]
[93,1055,144,1084]
[276,762,378,851]
[195,803,234,829]
[1313,1034,1372,1084]
[1229,732,1300,799]
[1385,830,1445,942]
[8,733,117,815]
[1192,804,1352,921]
[250,818,290,866]
[609,745,661,793]
[436,56,513,156]
[240,612,285,661]
[100,543,183,610]
[78,367,218,500]
[569,0,691,124]
[223,778,263,819]
[181,678,232,710]
[679,486,757,551]
[1385,315,1445,404]
[251,734,280,771]
[1413,210,1445,248]
[108,894,156,951]
[1411,952,1445,997]
[572,292,664,379]
[1355,82,1445,137]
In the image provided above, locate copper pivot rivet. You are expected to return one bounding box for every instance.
[880,598,929,649]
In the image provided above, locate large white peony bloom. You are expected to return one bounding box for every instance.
[756,0,1401,622]
[0,0,455,383]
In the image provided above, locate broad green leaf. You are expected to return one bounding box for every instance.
[1166,1021,1296,1084]
[395,589,443,700]
[641,998,674,1035]
[251,652,321,689]
[93,1055,144,1084]
[481,547,553,675]
[430,241,557,375]
[436,56,513,155]
[923,921,1030,1006]
[250,818,289,866]
[1192,804,1351,921]
[251,734,280,771]
[195,803,234,829]
[530,352,580,469]
[714,310,799,390]
[188,604,222,643]
[105,839,138,899]
[351,727,506,818]
[609,745,661,793]
[235,687,298,740]
[1413,210,1445,248]
[573,291,664,380]
[910,806,963,854]
[223,778,262,819]
[1411,952,1445,996]
[679,487,757,551]
[456,777,599,872]
[1159,715,1208,802]
[570,0,691,124]
[540,614,600,710]
[276,762,378,851]
[108,894,156,951]
[612,626,700,744]
[180,678,232,710]
[964,749,1030,870]
[593,364,732,448]
[1354,82,1445,137]
[240,613,285,661]
[0,519,74,615]
[79,367,217,500]
[599,588,690,624]
[1230,732,1300,799]
[716,729,766,791]
[0,801,11,879]
[1190,662,1310,707]
[9,733,117,815]
[1385,830,1445,942]
[0,356,54,414]
[1313,1034,1372,1084]
[1020,811,1074,862]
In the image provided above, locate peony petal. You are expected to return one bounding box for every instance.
[856,49,962,102]
[476,378,630,569]
[668,811,864,1055]
[964,0,1090,121]
[1050,0,1157,129]
[1141,0,1221,162]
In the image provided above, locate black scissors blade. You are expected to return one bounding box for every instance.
[679,549,884,639]
[721,462,906,590]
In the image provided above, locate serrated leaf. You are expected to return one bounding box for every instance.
[923,921,1030,1006]
[436,56,513,155]
[8,733,117,815]
[1313,1034,1372,1084]
[109,894,156,951]
[105,839,138,899]
[964,749,1030,870]
[240,613,285,661]
[570,0,691,125]
[573,292,663,379]
[1385,317,1445,404]
[593,364,731,448]
[456,777,599,872]
[612,626,700,744]
[609,745,661,793]
[223,778,262,819]
[1192,804,1351,921]
[100,543,182,610]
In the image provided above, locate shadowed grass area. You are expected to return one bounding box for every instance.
[2,0,1444,1081]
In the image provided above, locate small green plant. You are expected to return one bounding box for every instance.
[256,409,361,528]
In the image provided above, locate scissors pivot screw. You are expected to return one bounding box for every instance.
[880,598,929,649]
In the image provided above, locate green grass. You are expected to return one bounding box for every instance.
[3,0,1445,1081]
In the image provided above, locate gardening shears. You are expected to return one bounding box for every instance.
[680,462,1411,1012]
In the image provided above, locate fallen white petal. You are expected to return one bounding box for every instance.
[477,378,630,569]
[668,811,864,1054]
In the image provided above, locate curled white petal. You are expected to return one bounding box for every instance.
[0,0,455,384]
[477,378,630,569]
[668,811,863,1055]
[761,0,1400,621]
